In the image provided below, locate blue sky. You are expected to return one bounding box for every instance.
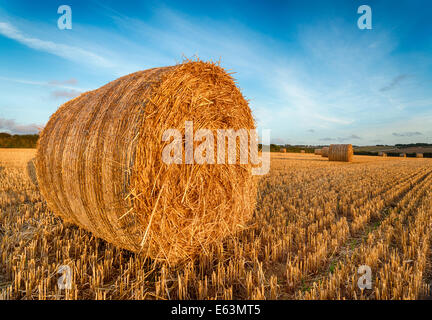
[0,0,431,145]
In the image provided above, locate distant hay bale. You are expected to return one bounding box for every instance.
[400,153,406,158]
[378,152,387,157]
[26,158,38,187]
[321,147,329,157]
[314,149,322,155]
[300,150,305,154]
[328,144,353,162]
[416,153,424,158]
[35,61,257,264]
[280,148,287,153]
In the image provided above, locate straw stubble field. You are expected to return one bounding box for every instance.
[1,148,432,300]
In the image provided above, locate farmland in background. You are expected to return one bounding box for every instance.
[1,149,432,299]
[0,133,39,148]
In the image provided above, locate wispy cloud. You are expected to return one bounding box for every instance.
[270,137,287,145]
[0,21,113,68]
[392,131,423,137]
[48,78,78,86]
[348,134,361,140]
[0,117,41,134]
[51,89,82,99]
[0,76,84,91]
[319,134,361,142]
[380,74,410,92]
[313,114,354,125]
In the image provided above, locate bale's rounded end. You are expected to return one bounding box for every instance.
[132,61,257,263]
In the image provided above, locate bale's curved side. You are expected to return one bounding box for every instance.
[36,67,169,251]
[321,147,329,158]
[36,61,257,263]
[328,144,353,162]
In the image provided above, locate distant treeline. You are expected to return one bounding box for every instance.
[395,143,432,148]
[354,150,432,158]
[2,135,431,156]
[0,133,39,148]
[259,144,315,153]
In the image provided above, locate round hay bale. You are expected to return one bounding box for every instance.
[328,144,353,162]
[36,61,257,264]
[416,153,424,158]
[300,150,305,154]
[314,149,322,155]
[378,152,387,157]
[321,147,329,158]
[280,148,287,153]
[400,153,406,158]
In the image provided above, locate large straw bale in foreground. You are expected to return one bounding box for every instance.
[321,147,329,157]
[328,144,353,162]
[36,61,257,264]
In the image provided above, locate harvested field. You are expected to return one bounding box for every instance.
[1,150,432,300]
[35,61,257,264]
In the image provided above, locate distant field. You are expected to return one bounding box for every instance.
[1,149,432,299]
[354,146,397,152]
[0,148,35,167]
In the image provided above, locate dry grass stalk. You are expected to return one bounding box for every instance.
[35,60,257,264]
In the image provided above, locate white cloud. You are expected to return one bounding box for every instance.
[0,76,85,91]
[50,89,82,99]
[0,117,41,134]
[312,114,353,125]
[0,21,114,68]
